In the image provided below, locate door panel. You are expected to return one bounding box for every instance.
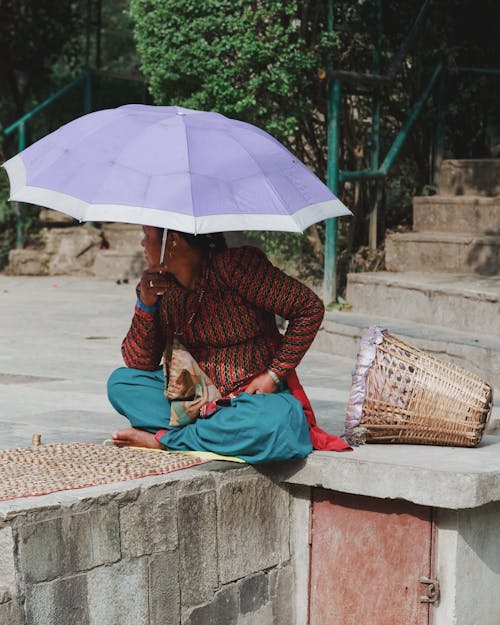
[309,489,433,625]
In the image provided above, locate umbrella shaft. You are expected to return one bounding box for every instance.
[160,228,168,264]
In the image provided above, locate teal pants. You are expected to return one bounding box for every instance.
[107,367,313,464]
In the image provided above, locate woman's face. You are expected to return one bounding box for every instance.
[141,226,163,267]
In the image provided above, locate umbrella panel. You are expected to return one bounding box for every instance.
[2,105,351,234]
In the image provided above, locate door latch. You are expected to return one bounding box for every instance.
[419,576,440,603]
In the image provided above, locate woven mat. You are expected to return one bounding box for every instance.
[0,443,207,502]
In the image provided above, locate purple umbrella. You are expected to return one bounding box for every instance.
[2,104,351,234]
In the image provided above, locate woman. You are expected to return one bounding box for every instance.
[108,226,347,463]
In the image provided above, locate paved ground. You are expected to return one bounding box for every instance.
[0,275,353,450]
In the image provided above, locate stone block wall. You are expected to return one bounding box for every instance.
[6,219,145,280]
[0,466,305,625]
[7,226,103,277]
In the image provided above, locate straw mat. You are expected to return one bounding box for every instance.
[0,443,207,502]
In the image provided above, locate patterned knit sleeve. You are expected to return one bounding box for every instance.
[121,288,167,370]
[217,246,325,378]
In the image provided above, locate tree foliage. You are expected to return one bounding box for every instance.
[130,0,333,172]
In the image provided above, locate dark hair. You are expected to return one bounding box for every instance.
[177,231,227,254]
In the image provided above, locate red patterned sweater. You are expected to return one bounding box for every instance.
[122,246,325,395]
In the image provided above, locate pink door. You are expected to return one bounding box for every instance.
[309,489,435,625]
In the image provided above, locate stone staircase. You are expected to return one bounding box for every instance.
[314,159,500,430]
[386,160,500,275]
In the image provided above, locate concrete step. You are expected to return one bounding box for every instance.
[439,159,500,196]
[345,271,500,336]
[385,231,500,274]
[312,310,500,433]
[413,196,500,235]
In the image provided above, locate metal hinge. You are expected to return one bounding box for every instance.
[419,577,440,604]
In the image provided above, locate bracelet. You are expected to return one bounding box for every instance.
[267,369,280,385]
[136,298,160,314]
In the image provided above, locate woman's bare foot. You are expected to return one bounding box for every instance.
[111,427,165,449]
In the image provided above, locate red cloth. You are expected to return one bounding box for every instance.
[286,370,352,452]
[154,429,169,443]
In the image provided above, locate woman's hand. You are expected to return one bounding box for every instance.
[245,371,278,395]
[139,263,171,307]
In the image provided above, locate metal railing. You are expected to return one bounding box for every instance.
[324,0,433,303]
[2,72,92,248]
[323,0,500,304]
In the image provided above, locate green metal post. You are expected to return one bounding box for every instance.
[324,78,341,305]
[15,123,26,248]
[324,0,339,305]
[18,122,26,152]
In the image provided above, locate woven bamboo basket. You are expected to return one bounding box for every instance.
[344,326,493,447]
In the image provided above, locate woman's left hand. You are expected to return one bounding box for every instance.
[246,372,278,395]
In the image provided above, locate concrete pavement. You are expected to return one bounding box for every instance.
[0,275,353,450]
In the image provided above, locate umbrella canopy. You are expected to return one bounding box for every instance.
[2,104,351,234]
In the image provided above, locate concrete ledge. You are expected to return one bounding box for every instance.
[272,436,500,510]
[8,439,500,521]
[345,271,500,335]
[2,444,500,624]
